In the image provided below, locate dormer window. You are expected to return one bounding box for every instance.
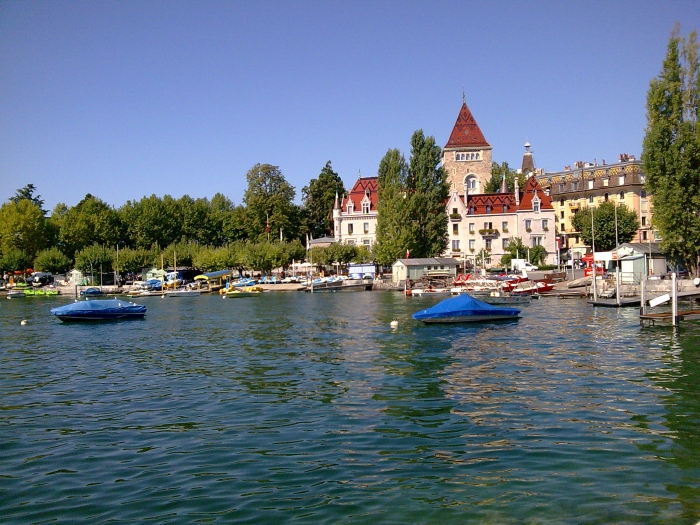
[347,201,354,213]
[533,196,541,213]
[362,201,370,214]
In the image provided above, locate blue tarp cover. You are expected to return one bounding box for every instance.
[51,299,147,319]
[412,293,520,320]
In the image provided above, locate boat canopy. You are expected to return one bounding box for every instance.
[194,269,234,281]
[412,293,520,321]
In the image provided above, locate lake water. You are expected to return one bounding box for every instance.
[1,292,699,524]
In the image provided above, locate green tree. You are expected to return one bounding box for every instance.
[243,164,299,242]
[119,195,181,249]
[405,130,449,258]
[571,203,640,252]
[34,247,72,274]
[642,26,700,275]
[302,161,346,239]
[11,184,46,213]
[114,247,155,275]
[74,244,114,276]
[500,237,543,267]
[484,162,527,193]
[0,199,50,262]
[374,148,410,266]
[0,247,33,273]
[54,194,122,258]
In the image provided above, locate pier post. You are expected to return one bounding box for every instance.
[641,275,647,316]
[672,272,678,326]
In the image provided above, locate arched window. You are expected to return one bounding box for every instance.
[604,193,609,202]
[619,191,625,200]
[640,189,647,198]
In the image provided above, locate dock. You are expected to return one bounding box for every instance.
[588,297,641,307]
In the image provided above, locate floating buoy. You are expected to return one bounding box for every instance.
[21,320,28,325]
[222,294,227,299]
[390,320,398,329]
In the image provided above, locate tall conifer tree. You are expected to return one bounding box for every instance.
[642,26,700,275]
[374,149,408,266]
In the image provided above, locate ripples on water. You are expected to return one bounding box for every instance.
[1,293,699,524]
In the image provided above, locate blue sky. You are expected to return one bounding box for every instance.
[2,0,699,212]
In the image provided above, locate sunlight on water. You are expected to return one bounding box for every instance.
[1,293,699,524]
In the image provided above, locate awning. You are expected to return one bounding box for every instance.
[194,269,234,280]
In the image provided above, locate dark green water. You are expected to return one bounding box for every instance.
[1,292,699,524]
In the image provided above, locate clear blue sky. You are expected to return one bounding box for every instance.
[2,0,699,212]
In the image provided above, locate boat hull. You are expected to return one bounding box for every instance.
[418,314,520,323]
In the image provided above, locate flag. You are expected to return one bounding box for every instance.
[280,228,283,242]
[265,214,270,234]
[406,249,410,258]
[306,233,310,251]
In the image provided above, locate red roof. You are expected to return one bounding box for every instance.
[445,102,490,149]
[341,177,378,213]
[517,176,553,211]
[455,177,552,214]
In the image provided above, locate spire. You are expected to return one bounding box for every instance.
[445,101,490,149]
[521,140,535,174]
[333,191,340,210]
[500,175,508,194]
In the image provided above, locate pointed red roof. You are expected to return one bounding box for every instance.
[518,176,553,211]
[341,177,378,212]
[445,102,490,149]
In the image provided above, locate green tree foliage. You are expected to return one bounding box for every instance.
[302,161,346,238]
[642,27,700,275]
[0,198,50,262]
[74,244,114,274]
[113,247,156,274]
[53,194,122,258]
[243,164,299,242]
[499,237,546,267]
[484,162,527,193]
[374,148,410,266]
[119,194,182,249]
[405,130,450,258]
[0,247,33,273]
[571,203,640,252]
[162,241,201,269]
[11,184,46,213]
[34,247,72,274]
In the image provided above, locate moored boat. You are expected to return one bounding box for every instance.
[226,285,263,297]
[412,293,520,323]
[50,299,146,321]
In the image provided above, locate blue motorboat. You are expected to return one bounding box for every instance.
[412,293,520,323]
[50,299,146,322]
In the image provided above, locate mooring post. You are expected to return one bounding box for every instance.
[641,275,646,316]
[672,272,678,327]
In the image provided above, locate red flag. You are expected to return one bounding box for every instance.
[265,214,270,233]
[406,249,410,258]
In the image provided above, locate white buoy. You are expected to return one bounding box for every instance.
[21,320,28,325]
[390,320,398,329]
[222,294,227,299]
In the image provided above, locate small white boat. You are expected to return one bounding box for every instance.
[164,288,201,297]
[7,289,26,299]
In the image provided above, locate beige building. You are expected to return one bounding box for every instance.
[535,155,656,260]
[442,102,557,267]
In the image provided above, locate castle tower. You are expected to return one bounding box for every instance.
[442,99,492,196]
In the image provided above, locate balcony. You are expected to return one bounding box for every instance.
[449,213,462,222]
[478,228,499,238]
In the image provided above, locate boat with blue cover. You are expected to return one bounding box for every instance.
[50,299,146,322]
[412,293,520,323]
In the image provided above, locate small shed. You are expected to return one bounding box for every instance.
[391,258,459,284]
[616,242,667,277]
